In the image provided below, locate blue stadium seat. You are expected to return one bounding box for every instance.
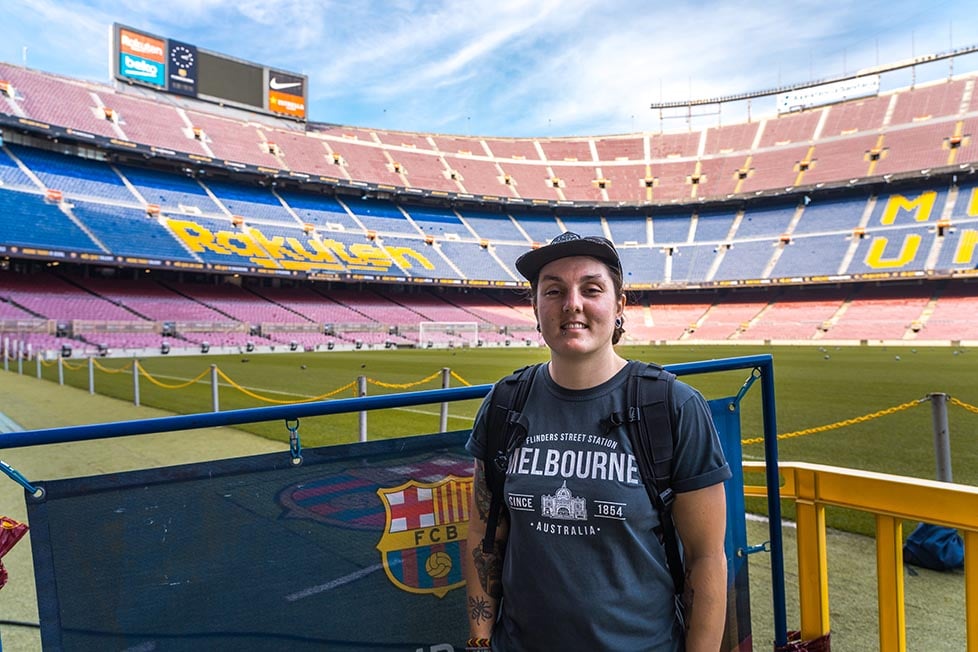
[0,188,103,253]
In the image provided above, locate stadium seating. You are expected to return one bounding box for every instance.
[120,165,224,215]
[594,135,645,161]
[0,187,104,252]
[2,62,977,205]
[601,163,654,203]
[0,272,140,323]
[204,179,298,223]
[915,282,978,341]
[740,287,850,341]
[819,94,890,136]
[7,145,135,202]
[457,207,528,243]
[68,200,196,261]
[97,90,211,156]
[389,149,461,194]
[444,154,513,197]
[820,284,933,341]
[0,146,33,188]
[605,214,648,245]
[185,110,283,168]
[263,127,334,176]
[2,61,978,353]
[0,63,118,138]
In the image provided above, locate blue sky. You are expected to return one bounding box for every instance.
[4,0,978,137]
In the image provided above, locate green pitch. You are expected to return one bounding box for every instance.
[36,343,977,535]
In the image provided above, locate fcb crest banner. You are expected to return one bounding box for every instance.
[376,476,472,598]
[27,431,475,651]
[25,398,751,651]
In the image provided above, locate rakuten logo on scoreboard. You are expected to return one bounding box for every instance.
[118,28,166,87]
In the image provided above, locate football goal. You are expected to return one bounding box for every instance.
[417,322,480,348]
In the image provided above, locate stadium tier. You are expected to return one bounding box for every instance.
[1,60,978,353]
[3,60,978,204]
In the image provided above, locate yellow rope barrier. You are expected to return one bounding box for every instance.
[91,358,133,374]
[216,368,357,404]
[949,396,978,415]
[741,398,927,446]
[138,366,211,390]
[60,359,86,371]
[450,370,472,387]
[367,371,442,389]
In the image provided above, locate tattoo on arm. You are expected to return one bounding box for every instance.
[474,460,492,520]
[469,595,494,625]
[471,538,505,599]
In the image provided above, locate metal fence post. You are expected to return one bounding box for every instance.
[3,336,8,372]
[57,355,64,386]
[440,367,450,433]
[88,356,94,394]
[929,392,953,482]
[210,364,219,412]
[35,354,41,379]
[358,375,368,442]
[133,360,140,407]
[16,341,23,375]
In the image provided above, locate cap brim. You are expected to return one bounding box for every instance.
[515,238,621,283]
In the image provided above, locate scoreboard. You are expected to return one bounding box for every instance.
[112,23,307,121]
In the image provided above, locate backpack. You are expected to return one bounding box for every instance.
[903,522,964,571]
[480,361,686,626]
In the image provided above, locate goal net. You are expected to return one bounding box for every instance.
[417,322,480,348]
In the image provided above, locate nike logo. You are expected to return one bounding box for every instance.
[269,78,302,91]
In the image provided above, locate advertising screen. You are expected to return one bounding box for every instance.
[117,27,166,87]
[268,70,307,119]
[112,23,308,121]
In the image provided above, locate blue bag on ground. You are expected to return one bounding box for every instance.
[903,522,964,571]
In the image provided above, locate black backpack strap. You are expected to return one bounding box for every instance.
[481,363,537,553]
[625,363,685,620]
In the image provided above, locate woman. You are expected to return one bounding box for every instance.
[463,232,730,651]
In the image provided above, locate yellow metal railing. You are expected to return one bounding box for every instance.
[745,461,978,652]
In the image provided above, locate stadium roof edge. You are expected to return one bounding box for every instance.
[649,43,978,109]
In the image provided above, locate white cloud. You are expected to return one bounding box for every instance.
[4,0,978,136]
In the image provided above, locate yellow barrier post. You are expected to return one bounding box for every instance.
[746,461,978,650]
[967,531,978,651]
[876,515,906,652]
[793,466,831,641]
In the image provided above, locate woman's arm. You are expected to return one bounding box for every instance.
[463,459,508,641]
[672,482,728,652]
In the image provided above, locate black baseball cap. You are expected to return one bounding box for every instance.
[515,231,623,283]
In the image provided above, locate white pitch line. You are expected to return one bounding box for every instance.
[285,561,388,602]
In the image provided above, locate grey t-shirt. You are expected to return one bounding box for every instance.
[466,361,730,652]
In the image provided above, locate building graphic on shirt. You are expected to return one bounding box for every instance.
[541,481,587,520]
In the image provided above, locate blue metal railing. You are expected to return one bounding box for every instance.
[0,354,786,647]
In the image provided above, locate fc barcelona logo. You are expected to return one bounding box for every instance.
[376,475,472,598]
